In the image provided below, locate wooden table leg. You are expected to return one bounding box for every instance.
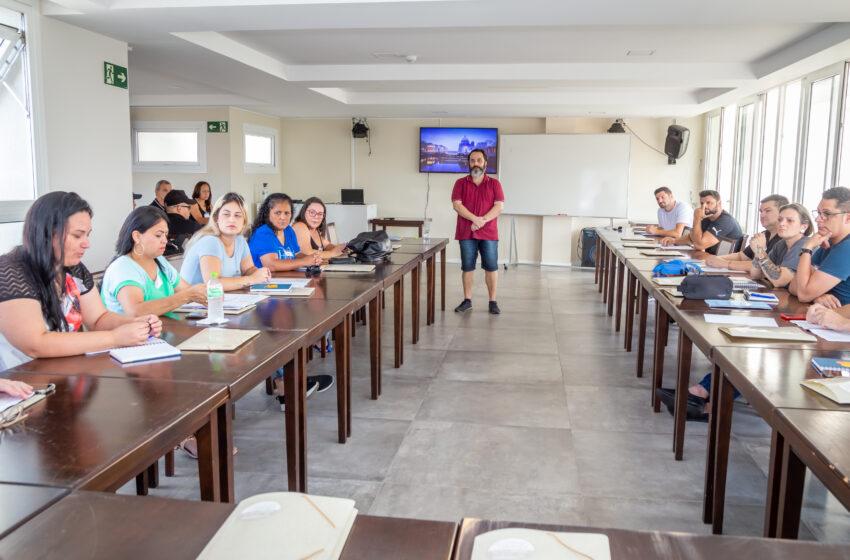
[284,352,307,492]
[135,470,149,496]
[673,331,693,460]
[411,263,421,344]
[213,401,234,503]
[440,247,446,311]
[711,370,736,534]
[426,255,435,326]
[703,364,722,524]
[196,409,221,502]
[146,461,159,488]
[394,278,404,368]
[776,440,806,539]
[636,286,648,378]
[334,316,350,444]
[600,244,608,297]
[651,305,669,411]
[624,271,636,351]
[369,294,382,400]
[606,252,616,316]
[165,450,175,477]
[763,429,785,537]
[594,235,602,284]
[614,259,625,331]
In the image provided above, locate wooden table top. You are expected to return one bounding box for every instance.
[0,492,458,560]
[452,518,850,559]
[5,324,298,399]
[0,484,67,540]
[774,408,850,509]
[712,346,850,416]
[0,373,227,491]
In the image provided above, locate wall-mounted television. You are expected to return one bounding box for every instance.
[419,127,498,174]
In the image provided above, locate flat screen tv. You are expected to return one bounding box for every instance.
[419,127,498,174]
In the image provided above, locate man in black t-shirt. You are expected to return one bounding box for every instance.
[163,189,201,253]
[704,194,788,270]
[661,190,743,255]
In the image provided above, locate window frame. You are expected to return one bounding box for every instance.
[131,121,208,174]
[242,123,279,174]
[703,109,722,190]
[836,61,850,188]
[0,0,48,224]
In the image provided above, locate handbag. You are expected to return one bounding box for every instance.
[346,230,392,263]
[678,275,733,300]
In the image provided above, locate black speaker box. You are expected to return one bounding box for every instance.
[665,125,689,160]
[579,228,598,268]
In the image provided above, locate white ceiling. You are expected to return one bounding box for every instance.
[43,0,850,118]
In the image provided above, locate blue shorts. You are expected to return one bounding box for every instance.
[459,239,499,272]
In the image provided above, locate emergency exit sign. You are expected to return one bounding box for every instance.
[103,62,128,89]
[207,121,229,133]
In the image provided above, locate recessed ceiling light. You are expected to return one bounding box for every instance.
[626,49,655,56]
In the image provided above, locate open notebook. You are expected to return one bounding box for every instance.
[106,338,181,364]
[198,492,357,560]
[176,294,268,314]
[177,328,260,352]
[801,377,850,404]
[718,326,817,342]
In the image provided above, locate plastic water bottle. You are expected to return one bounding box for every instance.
[206,272,224,323]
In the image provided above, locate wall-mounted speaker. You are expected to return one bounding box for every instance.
[664,125,689,164]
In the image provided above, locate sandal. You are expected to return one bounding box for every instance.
[177,436,237,459]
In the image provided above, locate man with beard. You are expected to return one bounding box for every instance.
[451,148,505,314]
[661,190,742,255]
[645,186,692,238]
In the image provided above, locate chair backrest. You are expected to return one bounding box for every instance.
[327,222,338,244]
[736,234,749,254]
[715,236,740,256]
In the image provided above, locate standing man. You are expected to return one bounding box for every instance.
[150,179,172,212]
[705,194,788,271]
[645,186,692,237]
[661,190,742,255]
[451,149,505,315]
[791,186,850,308]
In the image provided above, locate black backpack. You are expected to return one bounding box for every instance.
[346,230,393,263]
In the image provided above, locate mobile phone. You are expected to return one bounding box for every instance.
[780,313,806,321]
[186,312,207,320]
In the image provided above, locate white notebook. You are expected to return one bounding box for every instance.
[704,314,778,327]
[472,528,610,560]
[323,264,376,273]
[108,338,181,364]
[198,492,357,560]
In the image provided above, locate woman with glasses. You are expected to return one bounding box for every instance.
[101,206,207,316]
[292,197,345,260]
[749,203,813,288]
[0,192,162,372]
[180,192,271,289]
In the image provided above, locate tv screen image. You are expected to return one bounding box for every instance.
[419,127,498,174]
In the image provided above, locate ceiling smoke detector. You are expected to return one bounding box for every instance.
[626,49,655,57]
[371,52,418,63]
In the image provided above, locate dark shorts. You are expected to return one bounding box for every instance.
[459,239,499,272]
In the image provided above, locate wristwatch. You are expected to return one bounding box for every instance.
[800,248,814,256]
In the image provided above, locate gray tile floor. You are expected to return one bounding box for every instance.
[125,265,850,542]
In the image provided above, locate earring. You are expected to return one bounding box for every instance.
[133,243,144,257]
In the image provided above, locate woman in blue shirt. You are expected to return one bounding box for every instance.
[248,193,321,271]
[180,192,270,289]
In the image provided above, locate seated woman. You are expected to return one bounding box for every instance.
[248,193,322,272]
[292,197,345,260]
[190,181,212,226]
[0,191,162,372]
[180,192,271,289]
[102,206,207,316]
[248,193,333,407]
[657,203,814,422]
[749,203,813,287]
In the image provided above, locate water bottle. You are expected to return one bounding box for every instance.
[206,272,224,323]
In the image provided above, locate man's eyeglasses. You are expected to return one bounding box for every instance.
[813,210,849,220]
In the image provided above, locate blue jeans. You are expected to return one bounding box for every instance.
[698,373,740,400]
[459,239,499,272]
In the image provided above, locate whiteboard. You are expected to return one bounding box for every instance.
[497,134,630,217]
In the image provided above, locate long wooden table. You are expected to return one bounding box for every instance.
[593,227,850,542]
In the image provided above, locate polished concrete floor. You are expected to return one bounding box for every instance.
[127,265,850,542]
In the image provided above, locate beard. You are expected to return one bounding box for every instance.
[470,166,484,179]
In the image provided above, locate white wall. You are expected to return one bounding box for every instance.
[41,17,132,270]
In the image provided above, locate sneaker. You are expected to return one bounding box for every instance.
[655,388,709,422]
[488,301,501,315]
[309,374,334,393]
[276,378,321,411]
[454,299,472,313]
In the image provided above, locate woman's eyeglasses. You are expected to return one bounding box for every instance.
[306,210,325,218]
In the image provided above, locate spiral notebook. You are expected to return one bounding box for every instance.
[107,338,182,364]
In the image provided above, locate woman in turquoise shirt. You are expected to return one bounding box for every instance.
[102,206,207,315]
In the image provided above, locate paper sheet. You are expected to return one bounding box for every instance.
[700,267,735,273]
[0,395,24,414]
[472,528,611,560]
[791,320,850,342]
[704,314,778,327]
[270,278,311,288]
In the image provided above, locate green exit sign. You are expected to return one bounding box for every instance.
[103,61,128,89]
[207,121,229,133]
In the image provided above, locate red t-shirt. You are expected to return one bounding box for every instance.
[451,175,505,241]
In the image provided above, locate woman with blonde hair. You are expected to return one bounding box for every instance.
[180,192,270,289]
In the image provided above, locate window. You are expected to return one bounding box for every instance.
[717,104,737,206]
[731,103,757,232]
[0,5,36,222]
[801,72,842,212]
[758,88,780,199]
[838,62,850,188]
[132,121,207,173]
[775,80,802,201]
[703,112,721,189]
[243,124,278,173]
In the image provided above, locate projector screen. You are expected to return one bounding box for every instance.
[497,134,630,217]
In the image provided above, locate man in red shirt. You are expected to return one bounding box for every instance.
[451,149,505,314]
